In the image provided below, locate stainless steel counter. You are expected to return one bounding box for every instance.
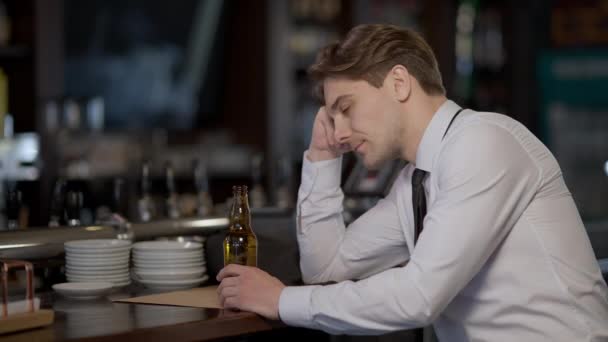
[0,217,229,260]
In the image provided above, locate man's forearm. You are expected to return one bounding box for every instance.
[297,153,346,283]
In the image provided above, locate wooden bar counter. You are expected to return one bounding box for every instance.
[3,286,289,341]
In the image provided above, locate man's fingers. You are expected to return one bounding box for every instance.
[320,118,337,148]
[218,277,240,309]
[217,275,239,294]
[217,264,246,281]
[223,296,239,310]
[317,106,328,120]
[218,285,239,301]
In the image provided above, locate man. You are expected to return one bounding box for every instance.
[217,24,608,341]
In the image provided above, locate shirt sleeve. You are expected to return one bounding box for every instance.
[296,151,409,284]
[279,124,542,334]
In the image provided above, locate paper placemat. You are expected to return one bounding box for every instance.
[114,286,222,309]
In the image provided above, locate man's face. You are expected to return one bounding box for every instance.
[323,77,402,170]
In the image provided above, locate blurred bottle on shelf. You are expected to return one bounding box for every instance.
[137,160,155,222]
[42,96,105,135]
[42,99,60,134]
[86,97,105,133]
[249,154,267,208]
[3,112,11,139]
[291,0,341,22]
[275,156,293,209]
[112,178,128,218]
[453,0,477,105]
[164,161,180,219]
[63,98,81,132]
[5,184,21,230]
[192,159,213,217]
[65,190,83,227]
[48,178,66,227]
[473,8,505,71]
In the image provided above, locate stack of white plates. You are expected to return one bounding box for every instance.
[64,239,132,288]
[132,241,208,290]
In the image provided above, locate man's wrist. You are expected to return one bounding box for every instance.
[278,285,317,328]
[306,148,339,162]
[276,286,285,321]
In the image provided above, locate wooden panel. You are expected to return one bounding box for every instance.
[0,309,54,335]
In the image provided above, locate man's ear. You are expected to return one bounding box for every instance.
[389,65,411,102]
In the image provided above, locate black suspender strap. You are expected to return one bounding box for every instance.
[442,108,465,141]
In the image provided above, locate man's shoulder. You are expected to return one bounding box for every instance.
[438,110,534,166]
[448,109,527,143]
[457,109,518,128]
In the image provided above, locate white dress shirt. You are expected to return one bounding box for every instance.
[278,100,608,341]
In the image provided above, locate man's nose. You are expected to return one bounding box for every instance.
[333,116,352,143]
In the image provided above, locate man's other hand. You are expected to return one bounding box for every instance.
[217,264,285,320]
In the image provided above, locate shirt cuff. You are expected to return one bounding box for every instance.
[278,285,319,328]
[300,150,342,198]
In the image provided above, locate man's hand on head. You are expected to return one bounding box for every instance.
[308,106,351,162]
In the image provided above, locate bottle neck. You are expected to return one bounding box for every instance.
[230,193,252,232]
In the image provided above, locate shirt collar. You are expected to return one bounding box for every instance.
[414,99,462,172]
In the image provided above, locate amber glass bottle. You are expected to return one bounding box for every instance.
[223,186,258,266]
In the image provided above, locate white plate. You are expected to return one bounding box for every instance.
[137,275,208,290]
[65,279,131,288]
[65,239,132,251]
[133,256,203,264]
[66,252,129,260]
[133,241,202,252]
[65,246,131,255]
[113,279,131,287]
[65,268,129,277]
[66,250,130,259]
[53,282,114,300]
[133,253,204,261]
[67,274,130,282]
[66,255,129,264]
[66,264,129,272]
[133,261,205,269]
[66,259,129,267]
[67,276,129,284]
[133,251,202,259]
[134,267,206,281]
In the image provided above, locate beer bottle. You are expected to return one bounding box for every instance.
[223,186,258,266]
[192,159,213,217]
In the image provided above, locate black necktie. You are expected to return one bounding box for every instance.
[412,108,464,245]
[412,168,428,244]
